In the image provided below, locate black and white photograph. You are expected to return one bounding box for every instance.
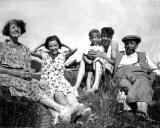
[0,0,160,128]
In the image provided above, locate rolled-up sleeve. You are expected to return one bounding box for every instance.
[146,54,160,75]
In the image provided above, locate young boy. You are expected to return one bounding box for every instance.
[82,29,104,91]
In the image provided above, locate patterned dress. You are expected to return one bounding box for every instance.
[38,49,76,96]
[0,39,42,101]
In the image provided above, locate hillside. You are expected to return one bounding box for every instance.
[54,70,160,128]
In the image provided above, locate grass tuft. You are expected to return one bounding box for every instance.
[52,70,160,128]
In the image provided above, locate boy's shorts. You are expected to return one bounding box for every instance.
[85,61,94,72]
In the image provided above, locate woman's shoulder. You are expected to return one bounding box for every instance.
[58,52,66,58]
[111,40,118,45]
[111,40,119,49]
[19,43,31,53]
[0,38,10,48]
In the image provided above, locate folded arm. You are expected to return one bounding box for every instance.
[62,43,77,60]
[0,66,32,80]
[31,52,42,59]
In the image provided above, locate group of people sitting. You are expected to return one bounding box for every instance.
[0,18,160,126]
[74,27,160,120]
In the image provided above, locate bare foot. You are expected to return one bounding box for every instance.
[70,103,84,123]
[80,108,92,122]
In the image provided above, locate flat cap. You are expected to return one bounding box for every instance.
[122,35,141,44]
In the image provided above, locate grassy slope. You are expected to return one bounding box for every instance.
[54,69,160,128]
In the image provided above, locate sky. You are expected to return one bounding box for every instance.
[0,0,160,63]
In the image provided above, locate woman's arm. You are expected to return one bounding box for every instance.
[32,43,45,52]
[31,52,42,59]
[88,51,115,65]
[61,42,72,50]
[62,43,77,60]
[110,41,119,61]
[0,66,31,79]
[103,41,118,65]
[65,48,77,60]
[83,54,93,64]
[88,41,118,65]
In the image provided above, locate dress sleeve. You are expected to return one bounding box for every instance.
[36,48,46,56]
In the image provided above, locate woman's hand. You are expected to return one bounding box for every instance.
[88,50,104,59]
[12,69,32,80]
[88,51,113,64]
[31,52,42,59]
[83,55,93,64]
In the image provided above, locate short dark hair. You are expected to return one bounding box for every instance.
[89,29,101,38]
[2,19,26,36]
[101,27,114,37]
[44,35,62,49]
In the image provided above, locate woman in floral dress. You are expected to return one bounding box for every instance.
[35,35,92,123]
[0,19,80,123]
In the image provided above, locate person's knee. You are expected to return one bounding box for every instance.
[119,79,132,89]
[80,59,85,68]
[126,91,135,103]
[55,92,67,105]
[95,62,102,73]
[39,94,52,102]
[66,93,78,105]
[95,61,102,68]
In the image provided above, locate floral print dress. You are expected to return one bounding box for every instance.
[38,49,75,97]
[0,39,42,101]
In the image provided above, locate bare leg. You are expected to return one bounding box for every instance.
[66,93,85,123]
[86,72,94,91]
[54,91,68,106]
[75,59,85,89]
[39,94,64,112]
[91,61,103,91]
[66,93,92,122]
[49,109,60,124]
[66,93,79,107]
[40,94,80,123]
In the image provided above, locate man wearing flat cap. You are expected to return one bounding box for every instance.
[114,35,160,119]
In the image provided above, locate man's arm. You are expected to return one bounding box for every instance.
[146,54,160,75]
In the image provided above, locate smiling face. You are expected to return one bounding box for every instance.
[124,40,138,55]
[48,40,60,55]
[101,34,112,46]
[9,23,22,38]
[90,32,101,45]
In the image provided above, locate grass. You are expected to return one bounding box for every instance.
[1,68,160,128]
[52,69,160,128]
